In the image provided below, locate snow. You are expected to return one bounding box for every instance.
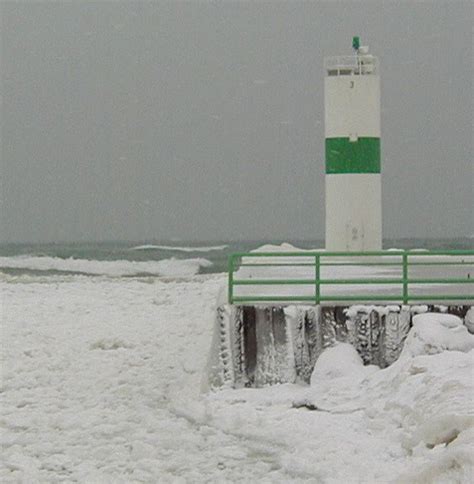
[0,255,212,277]
[400,313,474,358]
[1,274,253,482]
[362,350,474,483]
[130,244,228,252]
[250,242,316,254]
[344,304,401,318]
[2,272,473,482]
[309,343,377,385]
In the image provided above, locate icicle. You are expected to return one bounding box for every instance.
[286,306,311,383]
[217,305,234,387]
[382,308,410,367]
[305,306,323,378]
[230,306,246,387]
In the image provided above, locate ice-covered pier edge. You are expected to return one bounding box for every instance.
[205,303,474,389]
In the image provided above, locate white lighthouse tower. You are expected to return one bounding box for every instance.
[324,37,382,251]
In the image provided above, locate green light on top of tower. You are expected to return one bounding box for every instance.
[352,36,360,51]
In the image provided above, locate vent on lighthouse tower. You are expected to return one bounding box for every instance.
[324,37,382,251]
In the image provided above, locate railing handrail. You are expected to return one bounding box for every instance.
[228,250,474,306]
[324,54,378,75]
[231,250,474,257]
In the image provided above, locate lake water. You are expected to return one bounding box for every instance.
[0,238,472,277]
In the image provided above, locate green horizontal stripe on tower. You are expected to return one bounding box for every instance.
[325,137,381,174]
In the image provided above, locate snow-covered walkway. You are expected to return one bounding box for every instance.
[1,275,473,482]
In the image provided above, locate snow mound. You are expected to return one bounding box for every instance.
[250,242,305,253]
[310,343,366,384]
[0,255,212,277]
[400,312,474,359]
[364,349,474,483]
[301,343,379,412]
[300,315,474,481]
[414,312,463,328]
[360,317,474,480]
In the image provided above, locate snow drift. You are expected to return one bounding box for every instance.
[304,313,474,482]
[203,312,474,481]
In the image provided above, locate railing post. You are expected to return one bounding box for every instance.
[402,251,408,304]
[228,255,234,305]
[315,254,321,305]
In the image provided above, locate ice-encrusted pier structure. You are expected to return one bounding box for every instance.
[206,249,474,389]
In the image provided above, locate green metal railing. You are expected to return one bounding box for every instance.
[228,250,474,305]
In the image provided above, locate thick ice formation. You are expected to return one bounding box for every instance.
[302,313,474,481]
[0,255,212,277]
[365,348,474,482]
[201,307,474,481]
[400,312,474,358]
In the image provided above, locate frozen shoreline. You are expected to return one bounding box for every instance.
[1,274,473,482]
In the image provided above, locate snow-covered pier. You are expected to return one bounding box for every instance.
[207,302,473,389]
[229,248,474,305]
[207,246,473,389]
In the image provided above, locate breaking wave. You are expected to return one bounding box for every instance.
[0,256,213,277]
[130,244,228,252]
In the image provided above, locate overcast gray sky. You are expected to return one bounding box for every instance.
[1,0,473,243]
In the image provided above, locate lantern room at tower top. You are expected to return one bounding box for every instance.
[324,37,382,252]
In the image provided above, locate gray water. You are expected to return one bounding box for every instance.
[1,238,472,277]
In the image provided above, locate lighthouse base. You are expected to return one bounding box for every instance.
[325,173,382,251]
